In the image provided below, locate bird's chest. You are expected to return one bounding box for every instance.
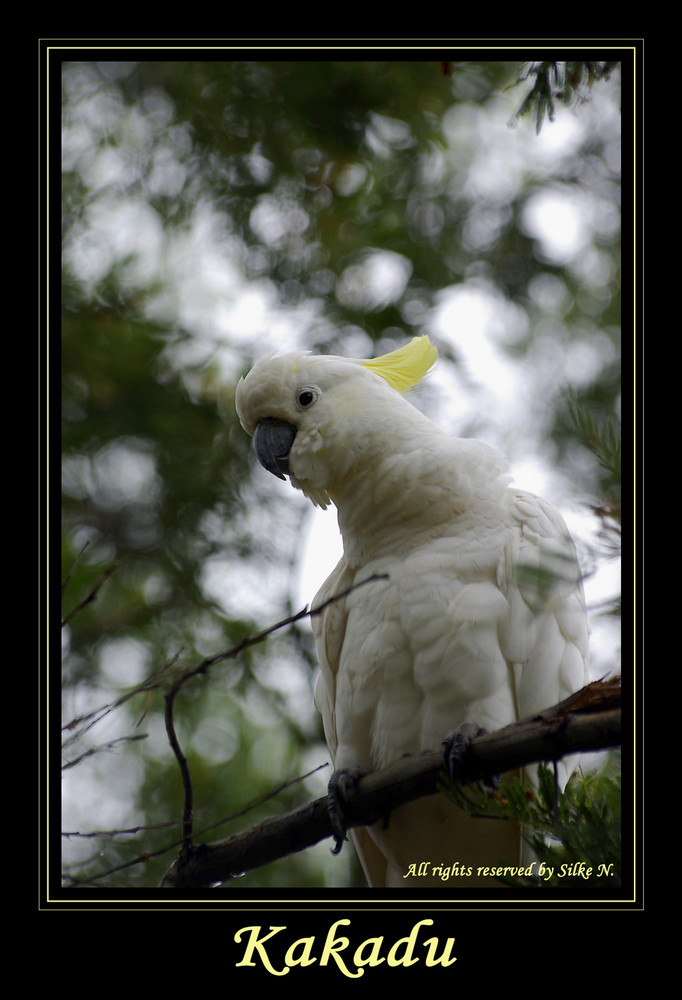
[329,534,516,771]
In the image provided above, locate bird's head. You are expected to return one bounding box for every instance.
[235,336,438,508]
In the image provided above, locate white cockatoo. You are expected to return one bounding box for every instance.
[235,336,590,887]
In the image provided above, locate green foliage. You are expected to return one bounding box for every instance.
[442,754,622,887]
[509,61,620,133]
[565,393,622,525]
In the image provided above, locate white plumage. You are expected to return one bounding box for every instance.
[236,336,590,887]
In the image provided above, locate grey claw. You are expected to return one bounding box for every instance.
[442,722,499,789]
[327,766,366,854]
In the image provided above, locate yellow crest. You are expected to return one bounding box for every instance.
[361,336,438,392]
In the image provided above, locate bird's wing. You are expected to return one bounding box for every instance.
[501,489,591,720]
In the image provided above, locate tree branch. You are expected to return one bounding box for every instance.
[160,678,621,888]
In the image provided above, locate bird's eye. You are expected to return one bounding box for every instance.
[296,386,319,409]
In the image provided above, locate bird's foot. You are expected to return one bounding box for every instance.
[327,766,367,855]
[442,722,500,791]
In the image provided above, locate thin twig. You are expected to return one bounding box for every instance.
[175,573,389,686]
[61,649,183,750]
[61,733,148,770]
[61,540,90,593]
[61,562,118,627]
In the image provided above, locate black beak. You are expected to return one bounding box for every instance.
[253,418,297,480]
